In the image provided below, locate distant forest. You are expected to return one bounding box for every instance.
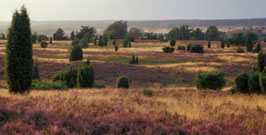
[1,18,266,36]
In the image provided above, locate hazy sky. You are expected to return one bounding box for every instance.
[0,0,265,21]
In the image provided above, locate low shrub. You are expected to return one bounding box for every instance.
[123,38,129,48]
[32,59,40,80]
[177,45,186,50]
[77,63,94,88]
[187,44,193,51]
[31,80,68,90]
[208,41,211,48]
[93,83,105,89]
[170,39,176,47]
[129,55,139,64]
[52,64,78,88]
[236,47,245,53]
[115,45,119,51]
[259,74,266,94]
[234,72,249,93]
[195,71,226,90]
[248,72,261,94]
[163,46,174,53]
[116,76,129,89]
[190,44,204,53]
[40,41,48,48]
[69,45,83,61]
[142,89,153,97]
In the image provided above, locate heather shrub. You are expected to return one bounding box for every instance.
[190,44,204,53]
[40,41,48,48]
[170,39,176,47]
[248,72,261,94]
[116,76,129,89]
[31,80,68,90]
[77,63,94,88]
[115,45,119,51]
[142,89,153,97]
[259,74,266,94]
[93,83,105,89]
[234,72,249,93]
[5,6,33,93]
[69,45,83,61]
[163,46,174,53]
[52,64,78,88]
[236,47,245,53]
[195,71,226,90]
[177,45,186,50]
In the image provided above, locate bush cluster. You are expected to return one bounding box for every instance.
[116,76,129,89]
[52,63,94,88]
[129,55,139,64]
[233,53,266,94]
[190,44,204,53]
[177,45,186,50]
[31,80,68,90]
[195,71,226,90]
[163,46,174,53]
[170,39,176,47]
[236,47,245,53]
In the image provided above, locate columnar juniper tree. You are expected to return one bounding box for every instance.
[5,6,33,93]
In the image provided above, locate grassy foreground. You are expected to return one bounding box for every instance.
[0,88,265,134]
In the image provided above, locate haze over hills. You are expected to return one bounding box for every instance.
[1,18,266,36]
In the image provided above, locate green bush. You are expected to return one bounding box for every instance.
[248,72,261,94]
[77,63,94,88]
[86,57,91,65]
[123,38,129,48]
[32,59,40,80]
[259,74,266,94]
[236,47,245,53]
[112,40,116,45]
[170,39,176,47]
[190,44,204,53]
[116,76,129,89]
[187,44,193,51]
[221,40,225,49]
[129,55,138,64]
[195,71,226,90]
[163,46,174,53]
[208,41,211,48]
[52,64,78,88]
[177,45,186,50]
[31,80,68,90]
[40,41,48,48]
[115,45,119,51]
[69,45,83,61]
[93,83,105,89]
[5,6,33,93]
[234,72,249,93]
[142,89,153,97]
[257,52,265,72]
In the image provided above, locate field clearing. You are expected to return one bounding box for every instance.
[0,40,266,134]
[1,40,265,88]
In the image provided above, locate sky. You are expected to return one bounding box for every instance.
[0,0,265,21]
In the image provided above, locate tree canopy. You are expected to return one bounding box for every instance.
[104,20,128,39]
